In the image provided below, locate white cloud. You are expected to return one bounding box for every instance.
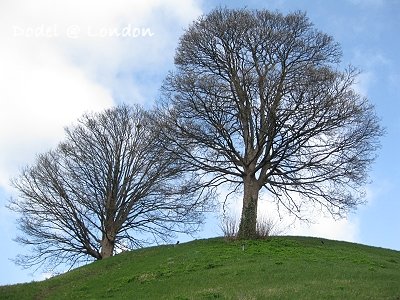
[0,32,114,189]
[287,216,360,243]
[35,272,54,282]
[0,0,202,190]
[353,71,374,97]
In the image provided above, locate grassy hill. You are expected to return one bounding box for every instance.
[1,236,400,299]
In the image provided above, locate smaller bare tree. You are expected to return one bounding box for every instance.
[9,105,211,272]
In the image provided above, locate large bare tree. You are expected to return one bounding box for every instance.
[157,8,384,239]
[9,105,209,270]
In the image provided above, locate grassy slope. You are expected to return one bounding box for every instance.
[1,236,400,300]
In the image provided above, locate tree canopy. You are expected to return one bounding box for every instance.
[157,8,384,238]
[10,105,209,270]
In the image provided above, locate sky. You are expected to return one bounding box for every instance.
[0,0,399,285]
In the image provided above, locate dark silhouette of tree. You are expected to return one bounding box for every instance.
[157,8,384,239]
[9,105,209,271]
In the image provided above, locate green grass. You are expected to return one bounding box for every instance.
[1,236,400,299]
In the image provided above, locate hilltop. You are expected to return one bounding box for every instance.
[1,236,400,299]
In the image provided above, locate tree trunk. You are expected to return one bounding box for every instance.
[238,175,260,239]
[100,233,115,259]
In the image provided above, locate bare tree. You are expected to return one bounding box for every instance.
[9,105,209,271]
[157,8,384,239]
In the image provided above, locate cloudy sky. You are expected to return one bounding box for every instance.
[1,0,399,285]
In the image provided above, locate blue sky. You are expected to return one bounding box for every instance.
[0,0,399,285]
